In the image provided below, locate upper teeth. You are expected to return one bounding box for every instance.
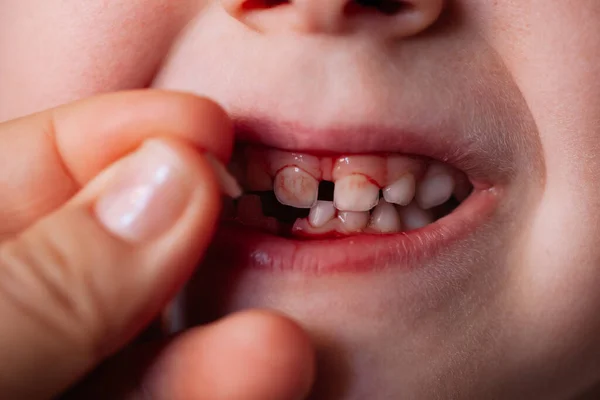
[415,163,455,210]
[230,147,468,234]
[382,174,416,206]
[274,166,319,208]
[333,174,380,212]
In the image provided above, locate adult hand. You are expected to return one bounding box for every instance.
[0,91,314,399]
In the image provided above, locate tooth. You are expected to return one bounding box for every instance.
[369,201,402,233]
[332,155,386,185]
[338,211,369,233]
[309,201,337,228]
[274,167,319,208]
[397,202,433,231]
[382,174,416,206]
[386,155,425,183]
[334,175,380,212]
[237,194,263,224]
[416,163,455,210]
[292,217,338,236]
[267,150,322,178]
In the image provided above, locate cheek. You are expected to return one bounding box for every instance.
[478,0,600,373]
[0,0,194,121]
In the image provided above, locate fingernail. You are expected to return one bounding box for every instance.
[95,140,192,242]
[206,154,243,199]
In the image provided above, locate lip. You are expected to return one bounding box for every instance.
[206,113,508,273]
[208,186,500,274]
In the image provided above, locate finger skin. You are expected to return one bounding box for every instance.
[146,311,315,400]
[0,139,221,398]
[63,311,316,400]
[0,90,233,238]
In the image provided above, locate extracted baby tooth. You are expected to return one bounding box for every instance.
[309,201,337,228]
[397,202,433,231]
[386,155,426,183]
[274,166,319,208]
[416,163,455,210]
[369,201,402,233]
[383,174,416,206]
[338,211,369,233]
[207,154,243,198]
[334,175,380,212]
[332,155,386,185]
[267,150,322,180]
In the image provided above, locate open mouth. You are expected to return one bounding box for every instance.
[209,120,501,274]
[225,146,474,237]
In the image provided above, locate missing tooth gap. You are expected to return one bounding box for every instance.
[317,181,335,201]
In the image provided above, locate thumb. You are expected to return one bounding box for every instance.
[0,138,232,399]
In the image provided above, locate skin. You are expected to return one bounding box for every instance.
[1,0,600,398]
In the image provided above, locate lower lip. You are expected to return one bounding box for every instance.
[208,188,500,274]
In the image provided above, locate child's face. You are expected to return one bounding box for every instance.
[3,1,600,398]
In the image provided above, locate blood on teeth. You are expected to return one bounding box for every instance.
[226,146,471,237]
[266,149,322,179]
[274,166,319,208]
[334,174,380,212]
[332,155,387,184]
[383,174,416,206]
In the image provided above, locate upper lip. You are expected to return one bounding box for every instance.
[232,115,513,186]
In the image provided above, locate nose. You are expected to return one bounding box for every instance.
[221,0,445,38]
